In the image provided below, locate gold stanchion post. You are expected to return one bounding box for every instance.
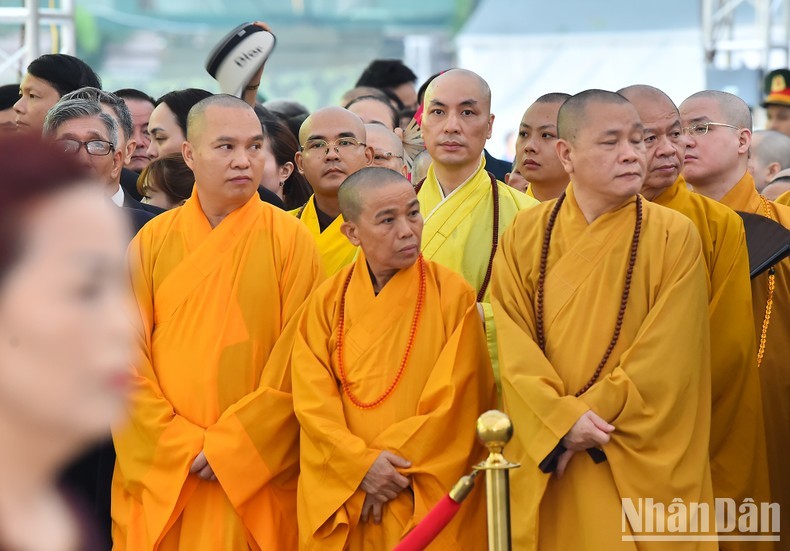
[474,410,519,551]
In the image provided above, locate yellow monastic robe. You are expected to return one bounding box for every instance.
[113,190,323,550]
[776,189,790,206]
[718,172,790,549]
[492,185,716,550]
[290,195,357,275]
[654,176,770,539]
[292,252,496,550]
[418,158,537,383]
[526,183,536,199]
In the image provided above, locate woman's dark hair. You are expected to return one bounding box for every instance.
[114,88,156,107]
[259,117,313,210]
[418,71,444,106]
[137,153,194,206]
[155,88,212,137]
[344,95,399,129]
[0,84,18,110]
[27,54,101,97]
[0,134,86,281]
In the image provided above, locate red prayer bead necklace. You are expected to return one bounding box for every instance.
[535,192,643,397]
[336,255,427,409]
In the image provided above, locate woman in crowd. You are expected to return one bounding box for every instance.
[137,153,195,210]
[259,117,313,210]
[0,135,132,551]
[146,88,212,159]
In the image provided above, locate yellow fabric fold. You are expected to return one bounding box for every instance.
[291,195,358,275]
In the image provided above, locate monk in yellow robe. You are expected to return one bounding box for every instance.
[112,95,323,550]
[681,90,790,550]
[514,93,571,201]
[774,187,790,205]
[619,85,770,548]
[493,90,715,550]
[418,68,537,383]
[293,167,495,550]
[292,106,373,275]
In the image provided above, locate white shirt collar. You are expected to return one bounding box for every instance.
[110,184,124,207]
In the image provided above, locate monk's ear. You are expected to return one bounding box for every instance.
[486,114,495,140]
[737,129,751,155]
[182,141,196,171]
[556,139,574,174]
[767,161,782,179]
[294,151,305,174]
[340,221,361,246]
[363,145,374,166]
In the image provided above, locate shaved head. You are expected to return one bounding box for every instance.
[681,90,752,130]
[558,89,633,142]
[186,94,253,143]
[618,85,677,114]
[535,92,571,105]
[339,166,413,222]
[298,106,366,146]
[751,130,790,168]
[424,69,492,112]
[365,123,404,157]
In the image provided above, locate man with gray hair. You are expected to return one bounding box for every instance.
[748,129,790,191]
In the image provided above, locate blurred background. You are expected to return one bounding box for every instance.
[2,0,790,158]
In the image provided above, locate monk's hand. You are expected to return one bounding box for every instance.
[361,494,384,524]
[190,451,217,481]
[562,410,615,451]
[555,449,575,479]
[360,451,412,503]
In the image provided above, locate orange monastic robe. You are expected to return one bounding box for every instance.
[492,186,715,550]
[113,191,323,550]
[654,177,770,530]
[291,195,357,275]
[293,252,496,550]
[776,189,790,206]
[718,172,790,548]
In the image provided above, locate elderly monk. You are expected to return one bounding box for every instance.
[418,68,537,385]
[619,85,770,545]
[365,123,408,177]
[112,95,323,550]
[493,90,715,550]
[681,90,790,548]
[293,106,373,275]
[515,93,571,201]
[292,167,495,550]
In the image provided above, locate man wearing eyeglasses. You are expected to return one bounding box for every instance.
[620,85,770,549]
[42,98,154,236]
[365,123,407,177]
[294,106,374,275]
[681,91,790,540]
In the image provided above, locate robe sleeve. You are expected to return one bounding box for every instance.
[291,288,383,543]
[369,296,496,538]
[112,229,206,548]
[202,221,323,545]
[491,224,592,468]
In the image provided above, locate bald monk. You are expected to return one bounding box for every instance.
[764,181,790,201]
[292,167,495,550]
[418,68,537,384]
[493,90,715,550]
[748,130,790,192]
[619,85,770,547]
[366,123,408,177]
[112,95,323,550]
[515,93,571,201]
[681,90,790,546]
[293,106,373,275]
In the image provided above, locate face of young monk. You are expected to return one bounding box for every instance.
[0,185,131,445]
[679,97,748,187]
[421,72,494,172]
[345,180,423,273]
[183,105,265,211]
[295,109,373,198]
[630,99,689,195]
[515,101,567,187]
[559,102,646,201]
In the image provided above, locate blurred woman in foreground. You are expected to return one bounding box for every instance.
[0,135,132,551]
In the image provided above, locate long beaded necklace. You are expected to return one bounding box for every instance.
[336,255,427,409]
[536,193,643,397]
[415,171,500,302]
[757,195,777,369]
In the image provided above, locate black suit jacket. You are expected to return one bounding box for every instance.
[123,190,166,216]
[120,167,143,201]
[484,149,512,182]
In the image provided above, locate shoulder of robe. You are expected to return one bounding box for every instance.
[644,200,705,263]
[130,206,183,254]
[425,259,477,308]
[686,191,746,243]
[772,200,790,228]
[495,180,540,210]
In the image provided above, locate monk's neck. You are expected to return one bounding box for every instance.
[367,262,398,294]
[196,188,249,228]
[686,165,746,202]
[641,184,673,202]
[531,178,569,202]
[314,193,341,220]
[572,182,632,224]
[433,160,480,196]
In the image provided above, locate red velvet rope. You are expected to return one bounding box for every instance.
[392,495,461,551]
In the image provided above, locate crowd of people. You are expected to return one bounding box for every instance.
[0,28,789,551]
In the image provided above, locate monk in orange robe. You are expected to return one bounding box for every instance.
[493,90,715,550]
[292,167,495,550]
[292,106,373,275]
[112,95,323,550]
[681,90,790,550]
[620,85,770,549]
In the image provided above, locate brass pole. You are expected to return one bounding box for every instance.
[474,410,520,551]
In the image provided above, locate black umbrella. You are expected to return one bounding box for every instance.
[736,211,790,278]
